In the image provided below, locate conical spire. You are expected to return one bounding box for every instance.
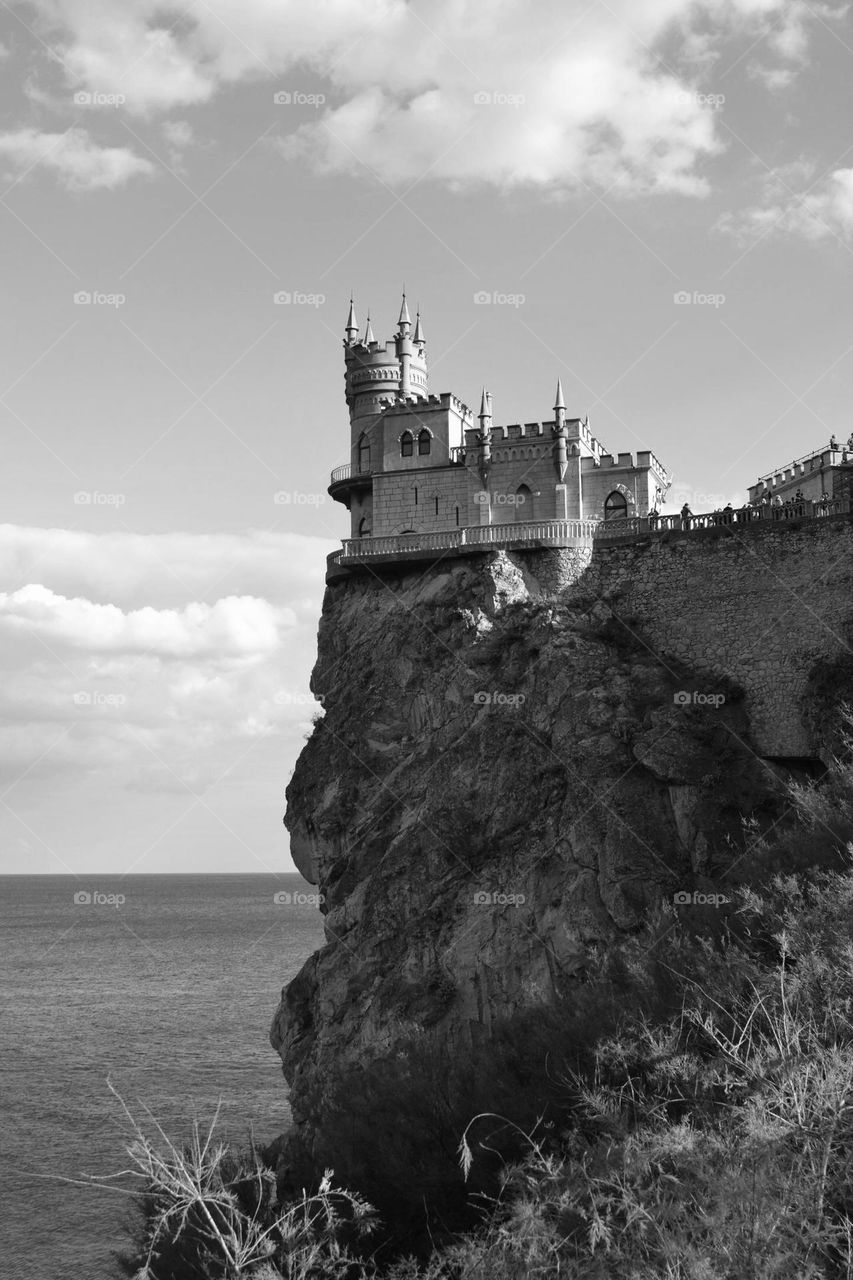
[479,387,488,417]
[398,291,411,330]
[365,312,375,345]
[413,308,424,345]
[554,378,565,410]
[345,297,358,341]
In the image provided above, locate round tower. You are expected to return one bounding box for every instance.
[343,295,429,424]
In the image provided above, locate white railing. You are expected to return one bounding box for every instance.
[594,497,849,538]
[340,519,602,560]
[336,499,851,563]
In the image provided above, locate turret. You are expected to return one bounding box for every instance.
[343,297,430,425]
[344,297,358,345]
[395,292,413,399]
[553,378,566,431]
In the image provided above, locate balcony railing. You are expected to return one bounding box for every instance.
[329,463,373,485]
[341,519,602,560]
[595,497,849,538]
[334,498,851,566]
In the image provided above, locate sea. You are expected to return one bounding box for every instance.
[0,874,326,1280]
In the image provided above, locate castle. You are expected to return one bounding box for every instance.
[329,296,671,542]
[328,296,853,568]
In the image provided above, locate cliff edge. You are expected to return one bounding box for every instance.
[270,547,798,1183]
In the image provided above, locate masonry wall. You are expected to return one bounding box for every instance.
[575,518,853,757]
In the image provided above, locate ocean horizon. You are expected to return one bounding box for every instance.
[0,873,325,1279]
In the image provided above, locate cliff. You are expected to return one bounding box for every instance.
[269,545,811,1187]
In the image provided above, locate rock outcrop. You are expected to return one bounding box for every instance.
[270,547,793,1178]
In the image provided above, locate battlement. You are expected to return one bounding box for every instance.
[379,391,473,421]
[580,449,670,483]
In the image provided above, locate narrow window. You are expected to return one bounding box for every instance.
[357,433,371,474]
[455,506,459,526]
[357,515,371,538]
[414,486,418,505]
[434,496,439,515]
[418,429,431,456]
[400,431,413,457]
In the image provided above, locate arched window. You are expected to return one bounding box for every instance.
[418,429,431,456]
[414,486,418,505]
[434,495,439,515]
[358,515,371,538]
[357,433,371,474]
[515,483,533,521]
[604,490,628,520]
[455,506,460,526]
[400,431,413,457]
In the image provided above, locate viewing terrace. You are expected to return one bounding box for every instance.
[326,496,852,579]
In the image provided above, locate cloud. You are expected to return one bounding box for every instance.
[18,0,837,195]
[0,584,293,657]
[0,525,333,609]
[0,126,155,190]
[717,166,853,244]
[0,526,329,799]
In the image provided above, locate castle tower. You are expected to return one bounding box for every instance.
[343,295,429,426]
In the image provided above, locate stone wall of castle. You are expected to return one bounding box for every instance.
[573,517,853,757]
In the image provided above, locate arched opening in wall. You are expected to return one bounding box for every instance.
[455,506,460,526]
[357,433,371,474]
[414,486,418,505]
[418,429,431,456]
[434,495,439,516]
[400,431,413,457]
[357,515,371,538]
[515,483,534,521]
[604,490,628,520]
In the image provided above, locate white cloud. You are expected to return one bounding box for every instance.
[0,525,333,608]
[17,0,837,194]
[0,584,292,657]
[718,166,853,244]
[0,526,329,800]
[0,126,154,190]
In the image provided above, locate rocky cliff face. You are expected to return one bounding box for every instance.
[270,548,787,1176]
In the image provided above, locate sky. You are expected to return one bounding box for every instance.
[0,0,852,873]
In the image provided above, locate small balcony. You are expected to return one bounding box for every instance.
[328,462,373,501]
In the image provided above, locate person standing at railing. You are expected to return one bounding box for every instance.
[680,502,692,530]
[830,434,839,450]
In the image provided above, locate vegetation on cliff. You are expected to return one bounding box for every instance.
[119,730,853,1278]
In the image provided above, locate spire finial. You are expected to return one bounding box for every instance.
[413,306,425,346]
[554,378,566,411]
[398,290,411,330]
[365,310,375,345]
[345,296,358,342]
